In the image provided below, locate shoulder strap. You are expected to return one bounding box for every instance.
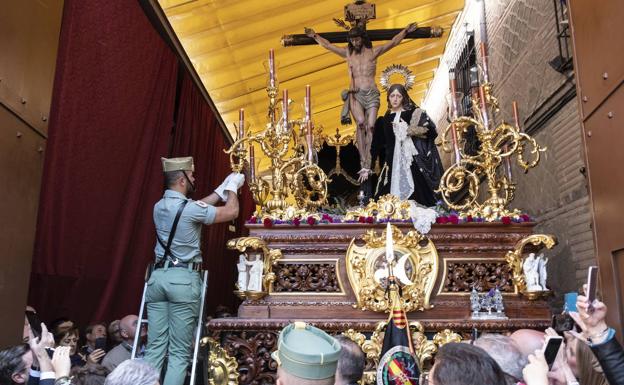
[156,200,188,262]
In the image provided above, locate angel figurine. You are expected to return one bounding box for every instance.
[523,253,542,292]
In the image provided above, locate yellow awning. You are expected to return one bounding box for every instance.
[157,0,463,171]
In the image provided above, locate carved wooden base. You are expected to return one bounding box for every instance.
[209,222,552,384]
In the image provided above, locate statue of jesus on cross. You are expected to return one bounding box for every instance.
[304,23,417,182]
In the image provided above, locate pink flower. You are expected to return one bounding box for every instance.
[449,214,459,224]
[366,216,374,224]
[293,217,301,227]
[520,214,531,222]
[465,215,473,222]
[263,218,273,228]
[501,216,512,225]
[307,216,317,226]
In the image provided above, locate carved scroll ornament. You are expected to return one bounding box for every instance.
[346,225,439,313]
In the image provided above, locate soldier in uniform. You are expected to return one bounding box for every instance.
[271,322,342,385]
[144,156,244,385]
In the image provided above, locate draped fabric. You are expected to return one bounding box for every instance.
[372,108,442,207]
[170,73,255,314]
[28,0,251,326]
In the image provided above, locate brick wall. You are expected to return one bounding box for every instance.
[437,0,596,308]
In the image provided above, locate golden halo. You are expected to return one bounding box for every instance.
[379,64,415,92]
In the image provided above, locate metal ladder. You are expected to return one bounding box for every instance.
[131,266,209,385]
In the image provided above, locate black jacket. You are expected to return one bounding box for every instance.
[591,337,624,385]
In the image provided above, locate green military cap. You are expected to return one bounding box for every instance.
[271,322,341,380]
[161,156,194,172]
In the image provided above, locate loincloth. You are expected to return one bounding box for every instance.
[353,87,381,110]
[340,87,381,125]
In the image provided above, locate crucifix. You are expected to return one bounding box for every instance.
[281,1,443,185]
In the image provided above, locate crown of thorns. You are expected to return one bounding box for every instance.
[379,64,415,92]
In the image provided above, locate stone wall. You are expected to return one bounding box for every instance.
[437,0,596,307]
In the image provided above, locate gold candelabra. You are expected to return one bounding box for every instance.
[439,44,545,221]
[225,59,328,220]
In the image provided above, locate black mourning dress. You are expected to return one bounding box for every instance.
[371,107,443,206]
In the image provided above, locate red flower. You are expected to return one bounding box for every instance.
[366,216,374,224]
[293,217,301,227]
[307,216,317,226]
[263,218,273,228]
[436,216,449,224]
[465,215,474,222]
[358,216,366,223]
[520,214,531,222]
[501,216,512,225]
[449,214,459,224]
[322,213,333,223]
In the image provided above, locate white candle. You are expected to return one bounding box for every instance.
[449,75,461,163]
[238,108,245,139]
[269,49,275,88]
[282,89,289,125]
[385,222,394,265]
[249,145,255,181]
[479,42,490,83]
[305,85,311,121]
[306,122,314,162]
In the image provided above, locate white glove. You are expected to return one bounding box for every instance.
[231,173,245,189]
[214,174,233,202]
[224,173,245,194]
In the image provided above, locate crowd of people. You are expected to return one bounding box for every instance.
[0,312,146,385]
[2,287,621,385]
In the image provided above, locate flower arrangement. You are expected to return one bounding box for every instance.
[246,211,532,227]
[246,200,531,227]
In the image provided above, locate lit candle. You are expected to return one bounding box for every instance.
[449,74,461,164]
[269,49,275,88]
[306,122,314,162]
[238,108,245,140]
[479,42,489,83]
[249,145,255,181]
[282,89,289,126]
[305,85,311,122]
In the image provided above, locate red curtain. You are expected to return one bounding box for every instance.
[170,73,254,315]
[28,0,252,326]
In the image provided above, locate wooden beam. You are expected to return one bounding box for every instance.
[281,27,443,46]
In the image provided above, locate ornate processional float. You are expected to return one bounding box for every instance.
[204,4,556,385]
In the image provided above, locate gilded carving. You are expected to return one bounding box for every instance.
[202,337,239,385]
[346,225,438,313]
[220,331,279,385]
[226,237,283,300]
[432,329,462,346]
[340,321,460,384]
[504,234,557,294]
[272,263,340,293]
[442,261,514,293]
[345,194,412,220]
[439,77,546,221]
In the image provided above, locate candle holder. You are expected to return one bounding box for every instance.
[225,53,328,220]
[439,48,546,221]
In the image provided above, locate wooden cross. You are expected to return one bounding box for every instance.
[281,0,443,46]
